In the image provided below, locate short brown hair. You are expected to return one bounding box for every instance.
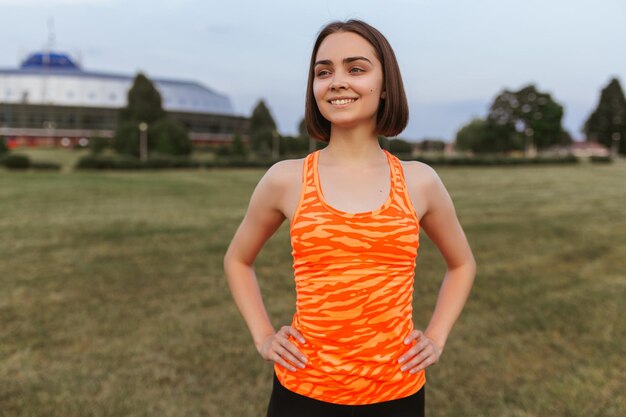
[305,19,409,142]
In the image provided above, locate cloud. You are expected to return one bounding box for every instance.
[0,0,112,5]
[206,24,230,35]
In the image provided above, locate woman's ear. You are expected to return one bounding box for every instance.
[381,91,387,99]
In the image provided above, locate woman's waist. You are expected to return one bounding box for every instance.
[293,292,414,333]
[279,328,420,386]
[291,313,414,362]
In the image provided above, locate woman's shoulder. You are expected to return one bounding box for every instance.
[262,156,307,189]
[267,156,306,176]
[398,158,440,187]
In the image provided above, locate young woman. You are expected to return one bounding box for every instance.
[224,19,476,417]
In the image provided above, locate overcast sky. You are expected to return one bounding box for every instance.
[1,0,624,141]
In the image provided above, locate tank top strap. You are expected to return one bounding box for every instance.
[292,149,419,227]
[385,149,420,224]
[289,151,319,228]
[302,151,317,189]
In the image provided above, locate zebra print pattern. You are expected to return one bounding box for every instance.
[274,149,425,405]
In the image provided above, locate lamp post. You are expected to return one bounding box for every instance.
[139,122,148,162]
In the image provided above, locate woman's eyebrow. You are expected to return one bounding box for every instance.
[314,56,372,67]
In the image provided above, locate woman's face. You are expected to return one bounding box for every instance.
[312,31,385,131]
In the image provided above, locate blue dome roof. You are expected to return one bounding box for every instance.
[21,52,80,70]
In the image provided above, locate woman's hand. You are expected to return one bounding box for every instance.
[398,330,443,374]
[258,325,308,372]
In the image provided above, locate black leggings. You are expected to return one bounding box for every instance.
[266,372,425,417]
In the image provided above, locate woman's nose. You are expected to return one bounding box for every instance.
[329,74,348,90]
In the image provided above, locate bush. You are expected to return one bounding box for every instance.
[75,154,202,170]
[89,137,111,154]
[410,155,579,166]
[112,122,141,157]
[31,161,61,171]
[2,153,31,169]
[76,155,142,170]
[215,145,233,157]
[150,118,192,156]
[231,134,248,156]
[144,154,201,169]
[389,138,414,154]
[0,136,8,155]
[203,158,276,169]
[590,155,612,163]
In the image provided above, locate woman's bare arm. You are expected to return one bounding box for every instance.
[223,161,307,371]
[399,163,477,374]
[418,165,477,350]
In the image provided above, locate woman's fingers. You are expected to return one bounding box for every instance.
[283,325,307,345]
[403,329,422,345]
[278,326,308,362]
[259,326,308,371]
[275,336,307,367]
[398,338,428,364]
[259,326,308,372]
[272,350,298,372]
[400,344,435,372]
[398,330,441,373]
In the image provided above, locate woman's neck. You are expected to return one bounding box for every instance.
[323,124,385,166]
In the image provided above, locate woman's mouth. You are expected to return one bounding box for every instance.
[329,98,358,107]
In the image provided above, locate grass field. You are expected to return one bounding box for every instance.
[1,152,625,416]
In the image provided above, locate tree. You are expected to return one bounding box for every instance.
[119,73,166,124]
[112,73,191,156]
[249,100,277,154]
[112,122,141,156]
[150,119,191,156]
[455,117,521,154]
[299,117,320,153]
[583,77,626,155]
[389,138,413,154]
[88,137,110,155]
[418,138,446,153]
[378,136,390,150]
[231,134,248,157]
[298,117,308,138]
[487,84,566,152]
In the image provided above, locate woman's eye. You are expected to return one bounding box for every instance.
[316,67,363,77]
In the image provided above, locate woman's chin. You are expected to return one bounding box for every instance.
[326,117,374,131]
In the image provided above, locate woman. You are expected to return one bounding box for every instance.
[224,19,476,416]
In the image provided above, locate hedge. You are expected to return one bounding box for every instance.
[2,154,31,169]
[73,153,586,170]
[589,155,612,163]
[76,154,201,170]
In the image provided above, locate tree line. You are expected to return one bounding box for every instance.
[76,72,626,159]
[456,78,625,155]
[218,77,626,158]
[6,72,619,160]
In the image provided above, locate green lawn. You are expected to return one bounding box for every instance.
[0,158,624,417]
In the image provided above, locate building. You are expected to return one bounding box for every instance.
[0,51,248,148]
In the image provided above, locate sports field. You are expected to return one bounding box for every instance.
[1,152,624,416]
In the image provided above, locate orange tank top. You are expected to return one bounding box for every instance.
[274,149,425,405]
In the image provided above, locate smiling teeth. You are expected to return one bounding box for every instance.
[331,99,356,105]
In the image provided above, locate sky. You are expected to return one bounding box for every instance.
[0,0,624,142]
